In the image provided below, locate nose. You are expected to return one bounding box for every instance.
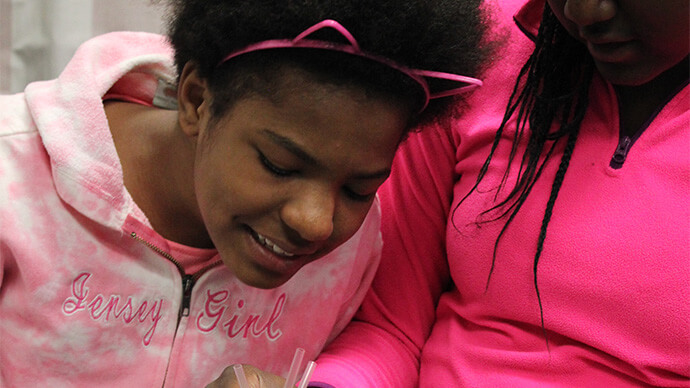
[563,0,616,27]
[281,185,336,242]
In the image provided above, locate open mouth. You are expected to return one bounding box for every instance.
[252,230,296,257]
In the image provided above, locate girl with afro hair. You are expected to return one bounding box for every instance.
[0,0,489,386]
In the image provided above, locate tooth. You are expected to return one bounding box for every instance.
[256,232,294,257]
[271,243,294,257]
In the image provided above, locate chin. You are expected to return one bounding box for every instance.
[594,60,682,87]
[228,260,292,289]
[239,275,289,289]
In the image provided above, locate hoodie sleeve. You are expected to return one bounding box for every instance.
[0,92,39,291]
[310,121,457,387]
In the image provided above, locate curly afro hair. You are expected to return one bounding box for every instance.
[162,0,489,127]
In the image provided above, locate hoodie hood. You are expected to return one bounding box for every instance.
[23,31,175,231]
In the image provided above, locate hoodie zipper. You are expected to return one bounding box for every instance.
[609,135,633,169]
[129,232,222,387]
[609,78,689,169]
[129,232,222,319]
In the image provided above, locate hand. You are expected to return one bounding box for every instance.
[205,364,287,388]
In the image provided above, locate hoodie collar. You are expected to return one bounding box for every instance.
[24,32,175,231]
[514,0,546,42]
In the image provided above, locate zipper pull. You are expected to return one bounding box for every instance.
[610,136,632,169]
[180,274,194,318]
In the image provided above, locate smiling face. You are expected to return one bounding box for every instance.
[547,0,689,86]
[181,66,409,288]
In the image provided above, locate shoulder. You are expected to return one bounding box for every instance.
[51,31,176,95]
[0,93,35,138]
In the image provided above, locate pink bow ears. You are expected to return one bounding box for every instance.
[218,19,483,112]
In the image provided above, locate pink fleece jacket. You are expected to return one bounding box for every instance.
[310,0,690,386]
[0,32,382,387]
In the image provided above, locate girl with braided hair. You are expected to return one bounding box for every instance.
[0,0,489,386]
[291,0,686,387]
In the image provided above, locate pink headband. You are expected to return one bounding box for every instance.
[218,19,482,112]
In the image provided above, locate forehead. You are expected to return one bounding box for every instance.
[212,54,420,120]
[268,69,407,138]
[215,70,409,168]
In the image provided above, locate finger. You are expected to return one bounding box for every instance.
[242,365,287,388]
[205,364,244,388]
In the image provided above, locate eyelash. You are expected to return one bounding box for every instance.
[260,153,295,177]
[344,188,375,203]
[259,152,375,202]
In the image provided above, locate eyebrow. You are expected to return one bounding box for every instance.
[260,129,392,180]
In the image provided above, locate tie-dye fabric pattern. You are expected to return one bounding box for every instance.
[0,32,381,387]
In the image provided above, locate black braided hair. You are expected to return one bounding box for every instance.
[454,3,595,347]
[159,0,490,129]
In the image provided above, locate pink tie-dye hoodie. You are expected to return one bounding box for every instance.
[0,32,382,387]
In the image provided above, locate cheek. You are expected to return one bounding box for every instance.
[545,0,583,41]
[192,165,227,230]
[650,25,689,61]
[546,0,567,25]
[194,150,279,231]
[546,0,564,16]
[634,25,689,81]
[191,145,241,226]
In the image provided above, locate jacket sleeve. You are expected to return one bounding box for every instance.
[0,93,35,292]
[310,121,458,387]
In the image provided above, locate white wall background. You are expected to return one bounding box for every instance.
[0,0,167,93]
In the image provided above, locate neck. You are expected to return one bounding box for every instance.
[106,101,214,248]
[614,56,689,137]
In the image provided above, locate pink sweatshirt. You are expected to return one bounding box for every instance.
[0,32,382,387]
[311,0,690,386]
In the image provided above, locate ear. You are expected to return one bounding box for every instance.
[177,61,212,138]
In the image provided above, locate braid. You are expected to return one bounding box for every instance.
[454,3,594,341]
[533,116,585,350]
